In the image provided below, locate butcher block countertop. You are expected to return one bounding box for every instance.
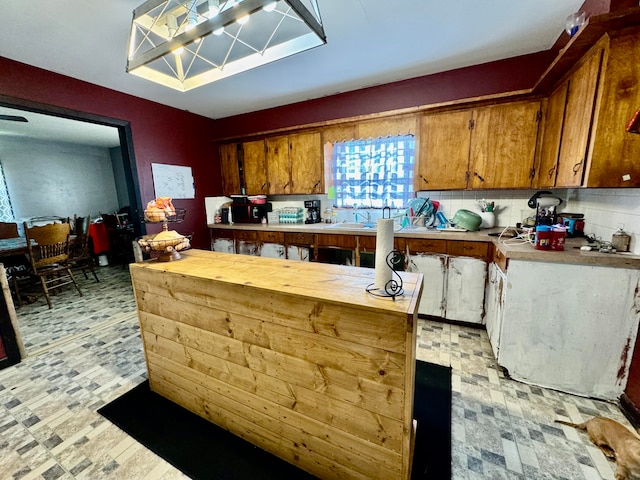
[130,249,423,479]
[209,223,640,269]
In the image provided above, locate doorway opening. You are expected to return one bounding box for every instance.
[0,96,144,363]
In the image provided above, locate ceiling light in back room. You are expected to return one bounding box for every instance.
[126,0,326,92]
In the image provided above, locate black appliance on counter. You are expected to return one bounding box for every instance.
[527,191,562,226]
[231,203,272,223]
[304,200,322,224]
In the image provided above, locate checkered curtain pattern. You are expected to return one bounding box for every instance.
[0,162,15,222]
[332,135,415,208]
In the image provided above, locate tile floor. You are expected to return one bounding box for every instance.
[0,266,635,479]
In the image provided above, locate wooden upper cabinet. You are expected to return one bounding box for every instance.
[266,135,291,194]
[535,84,568,188]
[555,45,603,187]
[586,31,640,187]
[290,132,322,194]
[417,110,471,190]
[469,100,542,189]
[242,140,268,195]
[219,143,241,196]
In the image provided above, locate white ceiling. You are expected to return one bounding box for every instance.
[0,0,584,146]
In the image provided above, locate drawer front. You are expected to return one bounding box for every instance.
[316,233,357,249]
[493,246,508,272]
[259,231,285,243]
[234,230,258,241]
[358,235,376,251]
[285,232,314,246]
[447,241,489,259]
[405,238,447,255]
[210,229,234,240]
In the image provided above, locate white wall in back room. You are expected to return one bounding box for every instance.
[0,137,120,224]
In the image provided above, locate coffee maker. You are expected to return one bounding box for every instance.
[304,200,322,224]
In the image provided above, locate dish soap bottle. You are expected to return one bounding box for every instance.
[611,227,631,252]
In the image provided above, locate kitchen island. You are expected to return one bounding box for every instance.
[129,249,423,479]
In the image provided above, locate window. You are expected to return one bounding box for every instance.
[327,135,415,208]
[0,162,15,222]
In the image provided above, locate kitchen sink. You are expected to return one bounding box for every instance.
[328,222,404,231]
[329,222,375,229]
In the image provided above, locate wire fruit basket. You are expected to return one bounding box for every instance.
[139,205,190,261]
[143,207,186,223]
[138,232,192,262]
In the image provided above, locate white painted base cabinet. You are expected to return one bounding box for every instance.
[211,237,234,253]
[493,260,640,400]
[484,262,507,359]
[408,253,487,324]
[260,242,286,259]
[287,245,310,261]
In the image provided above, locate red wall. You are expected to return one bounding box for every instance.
[0,57,218,249]
[211,51,556,140]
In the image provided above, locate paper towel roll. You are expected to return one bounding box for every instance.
[374,218,395,289]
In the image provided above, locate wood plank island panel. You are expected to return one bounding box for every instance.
[129,249,423,479]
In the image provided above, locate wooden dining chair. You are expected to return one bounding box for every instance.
[23,221,82,309]
[68,216,99,282]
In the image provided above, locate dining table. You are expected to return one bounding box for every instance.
[0,237,33,258]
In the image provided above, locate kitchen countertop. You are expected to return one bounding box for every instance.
[208,222,640,269]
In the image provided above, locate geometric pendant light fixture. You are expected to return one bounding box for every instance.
[127,0,326,91]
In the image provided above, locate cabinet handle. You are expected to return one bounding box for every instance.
[313,180,320,191]
[283,181,290,190]
[421,176,429,184]
[262,182,267,190]
[548,166,556,179]
[572,161,583,175]
[474,172,485,182]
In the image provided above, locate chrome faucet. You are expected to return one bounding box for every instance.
[354,211,371,224]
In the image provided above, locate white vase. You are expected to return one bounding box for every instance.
[478,211,495,229]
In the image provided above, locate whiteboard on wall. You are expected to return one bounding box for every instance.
[151,163,195,199]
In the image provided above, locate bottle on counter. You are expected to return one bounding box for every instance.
[612,227,631,252]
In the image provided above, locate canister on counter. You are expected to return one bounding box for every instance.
[535,225,553,250]
[551,225,567,251]
[611,227,631,252]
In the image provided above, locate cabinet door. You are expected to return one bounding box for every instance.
[260,243,286,259]
[287,245,310,261]
[417,110,471,190]
[219,143,241,195]
[535,83,568,188]
[555,47,603,187]
[242,140,268,194]
[266,135,291,194]
[469,100,541,189]
[484,263,506,359]
[445,256,487,324]
[211,237,235,253]
[586,32,640,187]
[290,132,323,193]
[408,253,446,317]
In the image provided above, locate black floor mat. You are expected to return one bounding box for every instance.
[99,360,451,479]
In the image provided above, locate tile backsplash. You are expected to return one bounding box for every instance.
[254,188,640,255]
